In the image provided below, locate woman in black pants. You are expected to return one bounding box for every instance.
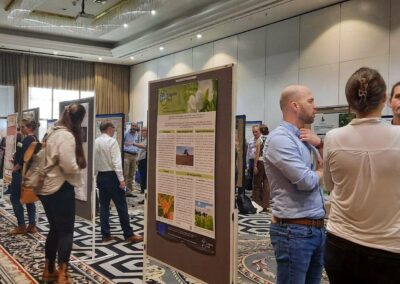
[37,103,86,284]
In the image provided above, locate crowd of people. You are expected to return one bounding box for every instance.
[2,104,146,283]
[2,66,399,284]
[247,67,399,284]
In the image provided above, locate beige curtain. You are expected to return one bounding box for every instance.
[28,56,94,91]
[0,52,27,114]
[1,52,129,116]
[95,63,130,116]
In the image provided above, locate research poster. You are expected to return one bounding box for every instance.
[3,113,17,186]
[95,114,124,149]
[312,112,355,138]
[155,79,218,254]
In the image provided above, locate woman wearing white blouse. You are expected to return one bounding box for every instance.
[323,67,400,283]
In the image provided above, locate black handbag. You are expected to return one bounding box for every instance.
[236,192,256,214]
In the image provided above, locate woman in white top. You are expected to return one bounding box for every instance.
[323,67,400,283]
[37,103,86,284]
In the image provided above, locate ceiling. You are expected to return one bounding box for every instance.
[0,0,344,65]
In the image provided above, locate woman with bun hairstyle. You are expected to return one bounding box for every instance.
[9,119,38,235]
[37,103,86,284]
[323,67,400,283]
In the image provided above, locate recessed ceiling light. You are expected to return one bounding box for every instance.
[130,56,134,60]
[196,34,202,39]
[98,57,103,61]
[123,23,128,28]
[159,46,164,51]
[151,10,156,15]
[53,51,58,55]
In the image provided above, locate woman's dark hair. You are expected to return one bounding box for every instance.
[259,124,269,135]
[21,119,39,131]
[57,103,87,169]
[345,67,386,115]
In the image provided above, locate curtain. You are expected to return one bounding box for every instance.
[95,63,130,116]
[28,56,94,91]
[0,52,27,114]
[1,52,129,116]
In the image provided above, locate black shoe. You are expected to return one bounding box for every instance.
[125,193,137,198]
[138,200,144,205]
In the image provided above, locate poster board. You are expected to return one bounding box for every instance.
[21,108,40,138]
[235,115,246,189]
[382,115,393,124]
[147,65,236,284]
[59,98,94,221]
[95,113,125,149]
[311,105,355,139]
[3,113,17,186]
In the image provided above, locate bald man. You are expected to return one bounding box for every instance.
[263,85,325,284]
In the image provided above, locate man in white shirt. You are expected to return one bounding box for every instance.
[95,121,143,243]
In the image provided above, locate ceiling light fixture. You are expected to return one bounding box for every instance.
[196,34,202,39]
[123,23,128,28]
[53,51,58,55]
[159,46,164,51]
[151,10,156,15]
[130,56,134,60]
[98,57,103,60]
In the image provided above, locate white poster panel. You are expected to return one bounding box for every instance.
[3,113,17,185]
[74,102,89,201]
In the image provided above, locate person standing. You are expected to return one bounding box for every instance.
[123,122,140,194]
[9,120,37,235]
[134,127,147,195]
[389,81,400,125]
[252,124,270,211]
[95,121,143,243]
[37,103,87,284]
[263,85,325,284]
[245,125,260,191]
[323,67,400,283]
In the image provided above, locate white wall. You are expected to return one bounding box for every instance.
[130,0,397,129]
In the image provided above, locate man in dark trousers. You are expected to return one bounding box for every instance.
[95,121,143,243]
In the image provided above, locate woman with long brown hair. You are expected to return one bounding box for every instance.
[37,103,86,284]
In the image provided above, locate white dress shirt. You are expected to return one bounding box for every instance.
[95,133,124,182]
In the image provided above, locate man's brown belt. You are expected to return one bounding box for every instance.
[272,216,325,228]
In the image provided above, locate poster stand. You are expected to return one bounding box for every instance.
[145,65,237,284]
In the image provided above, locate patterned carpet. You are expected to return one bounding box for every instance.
[0,187,327,284]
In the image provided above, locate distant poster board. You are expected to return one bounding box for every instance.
[382,115,393,124]
[235,115,246,188]
[147,65,235,284]
[95,113,125,149]
[60,98,94,221]
[3,113,18,186]
[311,106,355,139]
[22,108,39,138]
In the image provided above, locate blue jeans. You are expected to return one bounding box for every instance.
[10,171,36,226]
[97,171,133,239]
[270,223,326,284]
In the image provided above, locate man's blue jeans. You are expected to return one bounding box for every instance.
[269,223,326,284]
[10,171,36,225]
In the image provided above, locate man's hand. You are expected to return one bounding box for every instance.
[119,180,126,189]
[299,128,322,147]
